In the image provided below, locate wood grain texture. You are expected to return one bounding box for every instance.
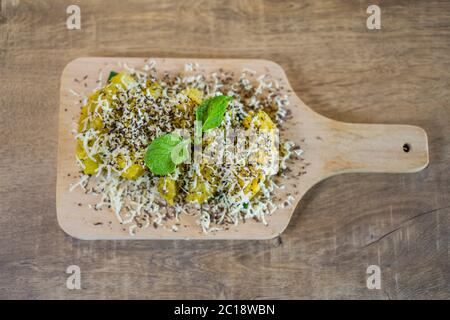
[57,57,428,240]
[0,0,449,299]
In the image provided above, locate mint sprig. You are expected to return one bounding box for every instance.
[145,95,231,175]
[196,95,232,132]
[144,133,190,175]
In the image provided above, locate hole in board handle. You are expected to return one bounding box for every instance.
[403,143,411,153]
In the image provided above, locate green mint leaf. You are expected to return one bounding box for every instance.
[107,71,119,83]
[195,95,232,132]
[144,132,184,175]
[195,101,208,126]
[171,139,190,165]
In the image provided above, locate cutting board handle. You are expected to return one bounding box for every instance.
[321,121,429,175]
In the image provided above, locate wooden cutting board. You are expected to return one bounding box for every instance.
[57,57,429,240]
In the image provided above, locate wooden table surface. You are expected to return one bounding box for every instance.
[0,0,448,299]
